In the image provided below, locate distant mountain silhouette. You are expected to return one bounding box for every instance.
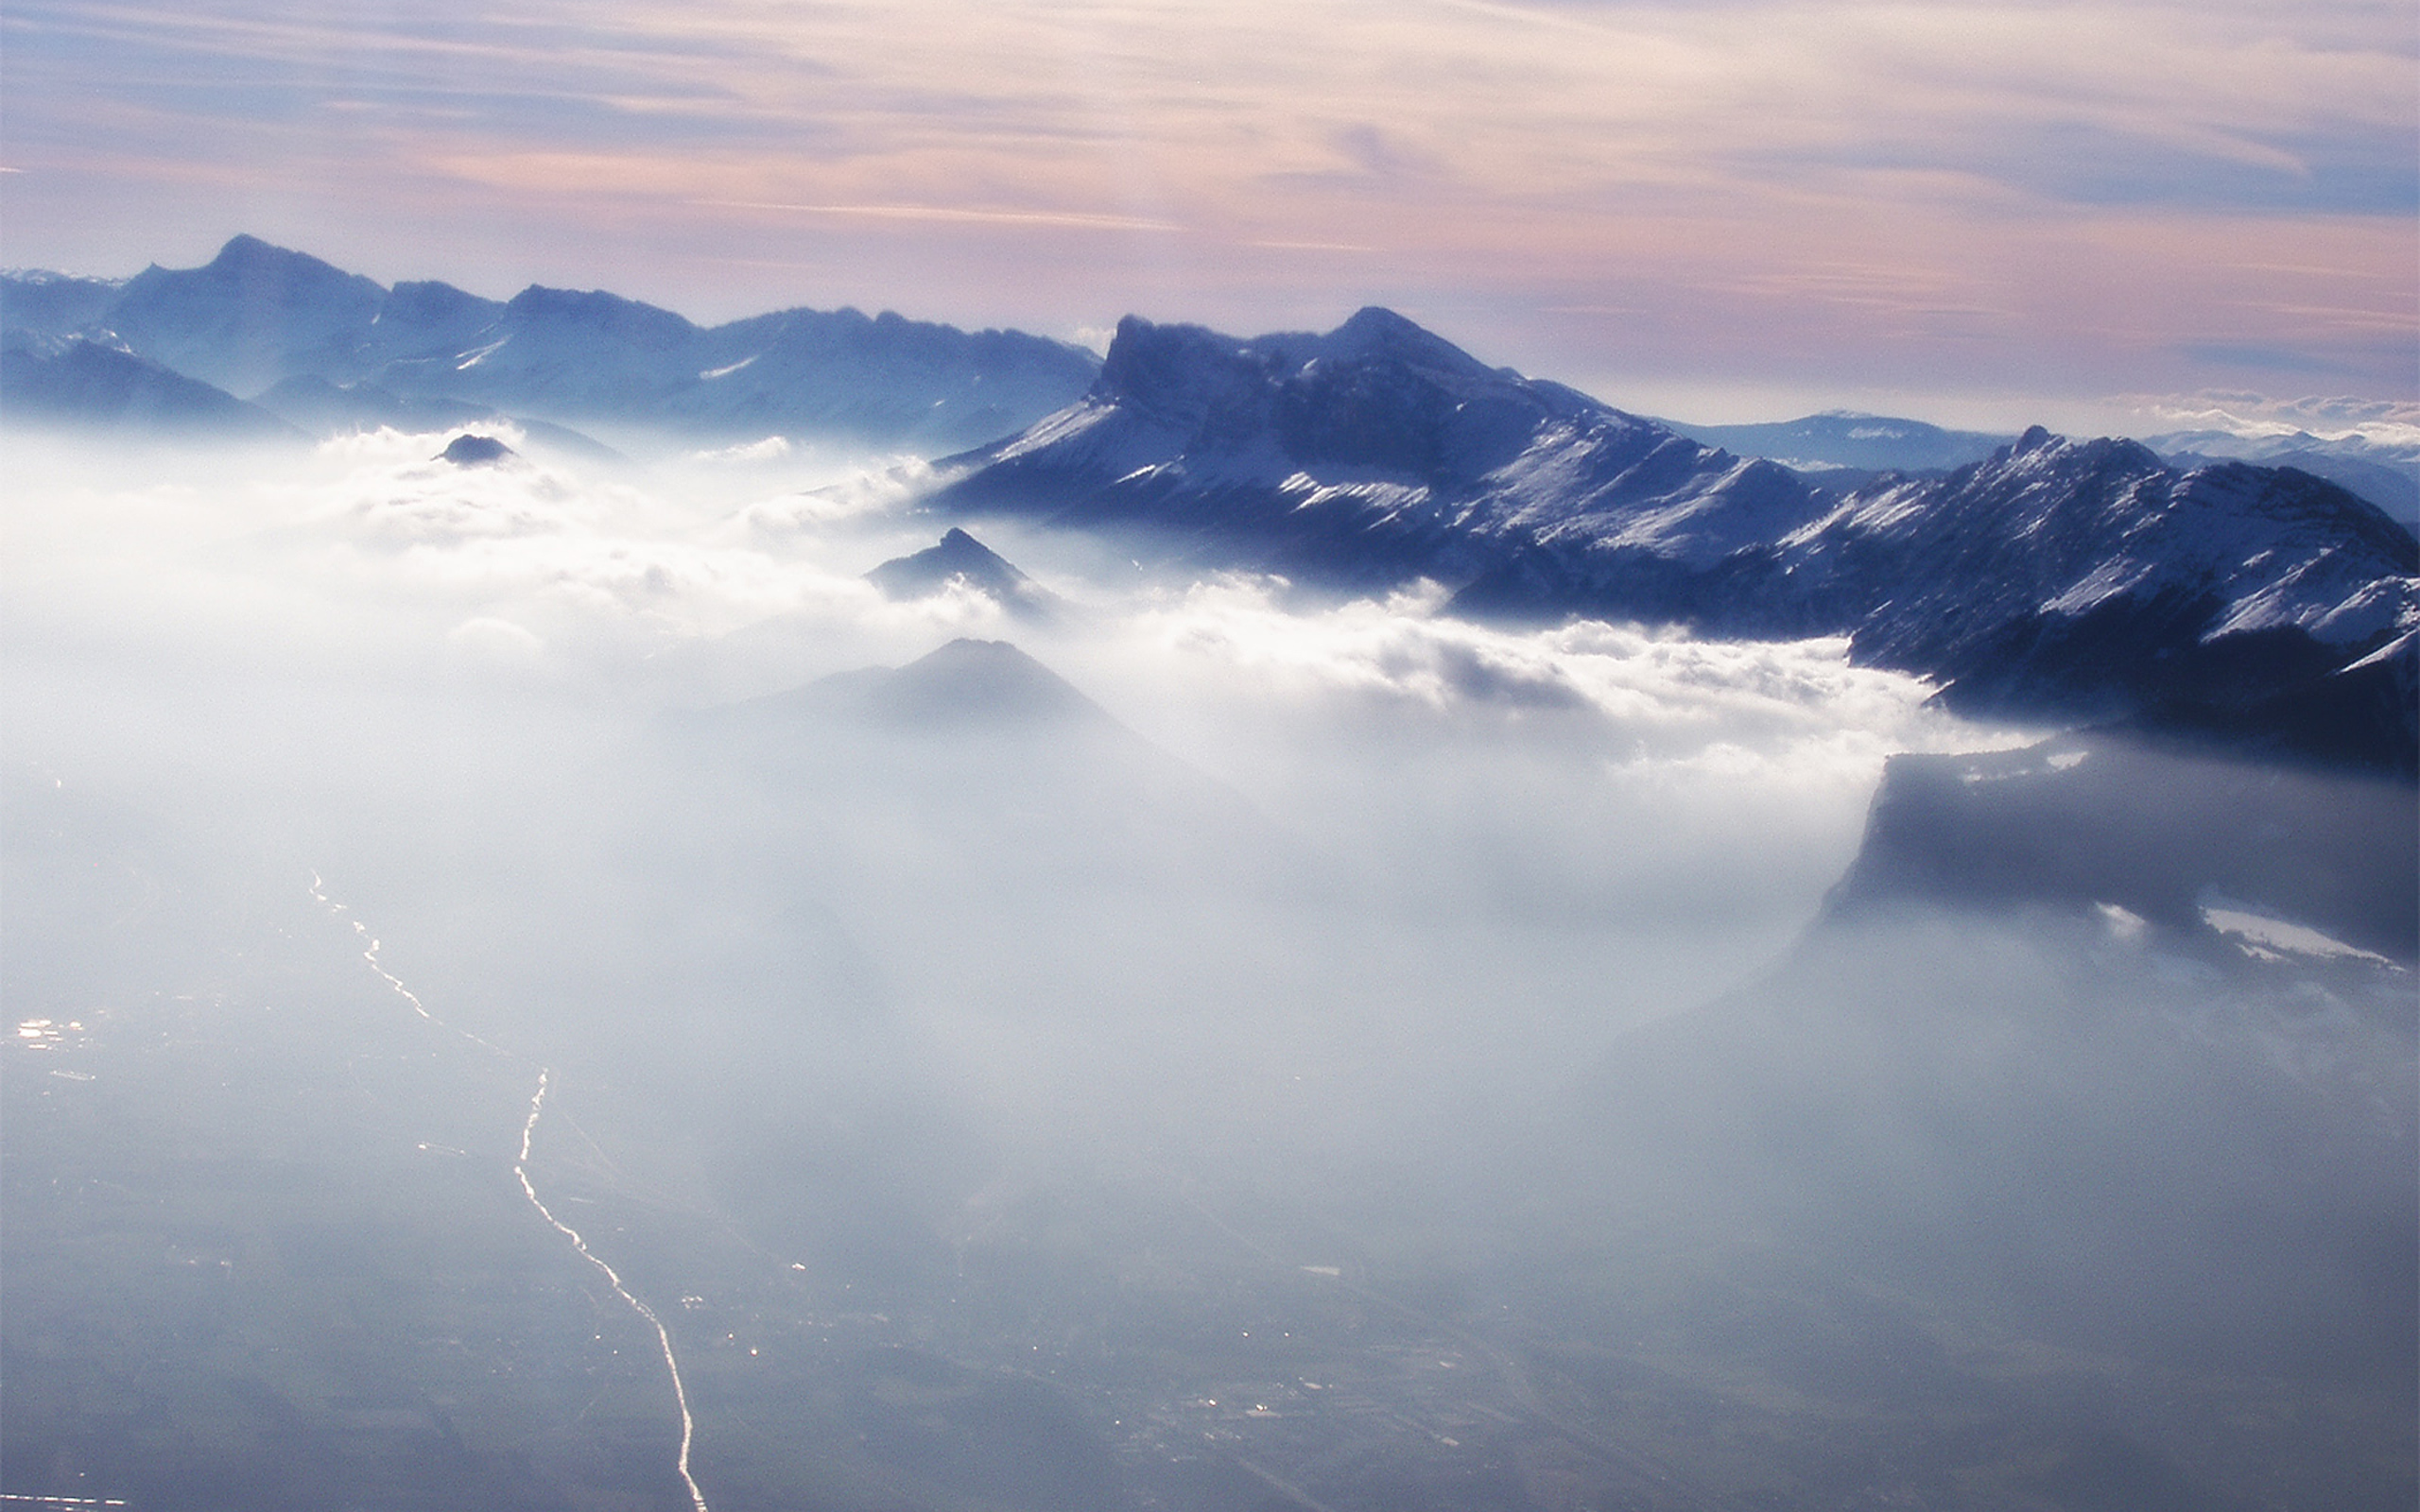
[2146,426,2420,527]
[742,638,1113,732]
[103,234,387,399]
[3,235,1099,450]
[1656,410,2011,476]
[0,337,301,438]
[678,639,1294,912]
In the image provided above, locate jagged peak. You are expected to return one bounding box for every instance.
[873,526,1023,580]
[1996,425,2167,476]
[1318,305,1490,373]
[1095,306,1527,419]
[1101,312,1239,359]
[865,529,1058,622]
[935,525,1003,558]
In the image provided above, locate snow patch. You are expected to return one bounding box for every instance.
[453,337,510,371]
[2202,905,2401,970]
[2096,902,2147,942]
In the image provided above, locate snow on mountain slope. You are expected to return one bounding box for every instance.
[937,311,2417,764]
[934,307,1822,585]
[1775,429,2417,716]
[2148,427,2420,526]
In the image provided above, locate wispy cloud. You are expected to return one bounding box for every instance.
[699,200,1182,232]
[3,0,2412,408]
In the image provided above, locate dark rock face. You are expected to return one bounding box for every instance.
[1531,732,2418,1424]
[1827,736,2418,962]
[436,433,515,466]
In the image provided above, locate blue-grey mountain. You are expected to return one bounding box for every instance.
[0,336,299,439]
[2147,426,2420,527]
[2,236,1100,450]
[1657,410,2010,479]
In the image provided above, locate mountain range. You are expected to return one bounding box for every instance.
[930,311,2417,775]
[7,239,2412,772]
[2,235,1100,451]
[1654,413,2420,528]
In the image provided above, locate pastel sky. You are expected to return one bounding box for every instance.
[2,0,2412,428]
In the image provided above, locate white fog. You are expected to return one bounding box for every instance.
[6,425,2411,1512]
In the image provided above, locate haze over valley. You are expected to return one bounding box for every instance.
[4,227,2414,1510]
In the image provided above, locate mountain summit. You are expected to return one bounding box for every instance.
[935,308,1818,586]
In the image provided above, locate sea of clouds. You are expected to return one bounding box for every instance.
[4,423,2029,1161]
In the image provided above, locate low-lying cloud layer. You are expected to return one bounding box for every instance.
[4,428,1998,1104]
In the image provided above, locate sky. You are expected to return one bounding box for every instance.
[1,0,2413,430]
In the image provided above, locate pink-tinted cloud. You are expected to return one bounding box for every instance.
[3,0,2411,421]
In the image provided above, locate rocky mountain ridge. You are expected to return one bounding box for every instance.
[3,235,1100,451]
[935,311,2417,772]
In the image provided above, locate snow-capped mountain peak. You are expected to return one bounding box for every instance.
[938,309,2416,769]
